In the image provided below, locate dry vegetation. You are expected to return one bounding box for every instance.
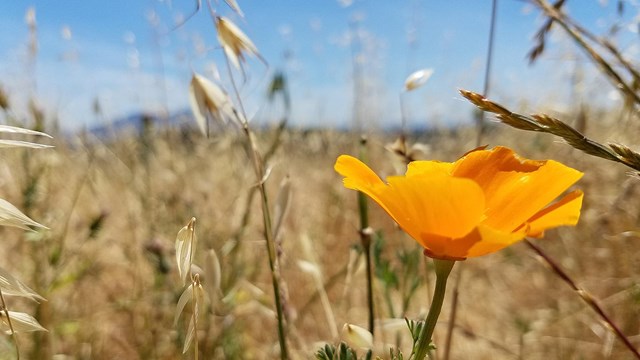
[1,0,640,359]
[0,119,637,359]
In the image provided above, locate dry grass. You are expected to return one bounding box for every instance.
[1,2,639,358]
[0,113,636,359]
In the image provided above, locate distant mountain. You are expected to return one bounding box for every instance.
[87,109,194,138]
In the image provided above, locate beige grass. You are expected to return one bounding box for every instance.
[0,117,636,359]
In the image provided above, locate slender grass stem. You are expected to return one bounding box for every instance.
[475,0,497,147]
[525,239,640,359]
[442,270,461,360]
[0,288,20,360]
[192,280,199,360]
[224,57,289,360]
[534,0,640,106]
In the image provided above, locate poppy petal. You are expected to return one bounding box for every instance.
[385,174,485,238]
[335,155,385,190]
[335,146,583,260]
[525,190,584,238]
[405,160,453,177]
[335,155,485,240]
[453,147,583,232]
[463,224,529,258]
[419,224,527,259]
[335,155,413,227]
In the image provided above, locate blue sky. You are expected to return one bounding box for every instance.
[0,1,637,130]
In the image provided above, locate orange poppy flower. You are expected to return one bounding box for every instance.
[335,146,583,260]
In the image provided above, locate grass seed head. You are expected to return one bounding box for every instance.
[175,217,197,285]
[0,198,47,230]
[0,266,44,301]
[404,68,434,91]
[224,0,244,17]
[404,69,433,91]
[189,73,240,136]
[215,16,261,70]
[0,311,47,334]
[342,323,373,350]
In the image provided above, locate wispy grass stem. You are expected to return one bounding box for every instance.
[224,56,289,359]
[525,239,640,359]
[0,288,20,360]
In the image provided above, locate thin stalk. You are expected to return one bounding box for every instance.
[296,265,348,321]
[362,233,374,333]
[413,259,455,360]
[525,239,640,359]
[224,58,289,359]
[192,280,199,360]
[0,288,20,360]
[399,93,407,136]
[226,116,288,291]
[442,270,461,360]
[357,137,375,336]
[476,0,498,146]
[534,0,640,106]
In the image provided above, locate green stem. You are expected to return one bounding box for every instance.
[357,137,375,336]
[413,259,455,360]
[361,227,374,335]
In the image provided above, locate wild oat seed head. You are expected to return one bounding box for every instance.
[175,217,197,285]
[24,6,36,28]
[0,198,47,230]
[404,68,434,91]
[189,73,240,135]
[0,311,46,333]
[342,323,373,350]
[215,16,260,70]
[0,266,44,301]
[224,0,244,17]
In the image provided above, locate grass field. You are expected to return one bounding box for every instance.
[2,1,640,359]
[0,118,638,359]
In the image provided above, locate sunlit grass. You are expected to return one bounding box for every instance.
[1,1,640,359]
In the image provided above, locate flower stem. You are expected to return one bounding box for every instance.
[413,259,455,360]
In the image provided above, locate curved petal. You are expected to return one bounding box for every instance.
[335,155,485,239]
[419,224,527,259]
[335,155,415,236]
[453,147,583,232]
[385,175,485,238]
[405,160,453,177]
[463,224,529,258]
[335,155,385,190]
[525,190,583,238]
